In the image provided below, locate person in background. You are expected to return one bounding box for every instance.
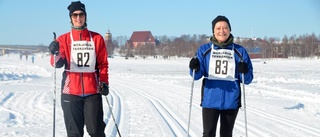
[31,55,34,63]
[48,1,109,137]
[189,15,254,137]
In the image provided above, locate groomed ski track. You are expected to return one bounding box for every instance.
[106,79,198,137]
[104,74,320,137]
[1,55,320,137]
[105,79,320,137]
[104,58,320,137]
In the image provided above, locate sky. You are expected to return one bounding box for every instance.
[0,54,320,136]
[0,0,319,45]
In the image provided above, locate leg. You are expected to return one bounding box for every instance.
[202,108,220,137]
[84,94,106,137]
[61,94,85,137]
[219,109,239,137]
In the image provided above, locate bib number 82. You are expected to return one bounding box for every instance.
[77,52,90,67]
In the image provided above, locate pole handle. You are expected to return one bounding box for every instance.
[53,32,56,41]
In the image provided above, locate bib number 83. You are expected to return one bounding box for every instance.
[77,52,90,67]
[215,60,228,75]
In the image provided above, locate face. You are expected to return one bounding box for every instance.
[213,21,231,43]
[71,10,86,28]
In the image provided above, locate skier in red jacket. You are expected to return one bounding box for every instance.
[48,1,109,136]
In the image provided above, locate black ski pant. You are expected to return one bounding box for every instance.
[202,108,239,137]
[61,93,106,137]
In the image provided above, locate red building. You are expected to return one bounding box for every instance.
[126,31,156,49]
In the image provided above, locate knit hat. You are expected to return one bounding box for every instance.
[212,15,231,33]
[67,1,86,16]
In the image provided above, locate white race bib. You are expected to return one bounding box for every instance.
[69,32,96,72]
[207,44,236,81]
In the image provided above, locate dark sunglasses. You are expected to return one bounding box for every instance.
[71,13,85,18]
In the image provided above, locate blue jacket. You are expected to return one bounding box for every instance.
[190,42,253,110]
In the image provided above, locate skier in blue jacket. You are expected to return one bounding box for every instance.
[189,15,254,137]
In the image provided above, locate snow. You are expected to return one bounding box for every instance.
[0,54,320,137]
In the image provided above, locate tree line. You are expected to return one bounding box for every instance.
[108,33,320,58]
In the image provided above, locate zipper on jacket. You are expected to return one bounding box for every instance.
[80,33,85,96]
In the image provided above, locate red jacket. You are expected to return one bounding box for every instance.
[50,28,109,96]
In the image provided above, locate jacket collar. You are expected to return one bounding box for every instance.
[70,28,89,41]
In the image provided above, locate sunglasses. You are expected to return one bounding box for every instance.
[71,13,85,18]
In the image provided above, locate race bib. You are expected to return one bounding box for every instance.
[207,44,236,81]
[69,33,96,72]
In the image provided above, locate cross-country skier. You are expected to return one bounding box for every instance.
[189,15,254,137]
[48,1,109,136]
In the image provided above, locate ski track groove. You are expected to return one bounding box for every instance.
[0,89,53,136]
[133,87,197,137]
[251,84,320,103]
[118,76,203,117]
[104,88,123,137]
[244,83,320,136]
[129,76,202,106]
[112,82,174,137]
[247,107,320,136]
[116,79,198,137]
[234,113,275,137]
[116,76,275,136]
[0,92,14,106]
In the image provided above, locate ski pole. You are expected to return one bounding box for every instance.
[234,49,248,137]
[105,96,121,137]
[241,72,248,137]
[187,68,196,137]
[52,32,56,137]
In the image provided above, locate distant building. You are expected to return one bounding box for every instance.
[244,38,287,59]
[105,30,115,56]
[126,31,155,49]
[248,46,263,58]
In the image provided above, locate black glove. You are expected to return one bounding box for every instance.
[189,57,200,71]
[99,82,109,96]
[48,41,59,55]
[238,62,249,74]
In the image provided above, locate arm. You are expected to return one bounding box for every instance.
[189,44,208,80]
[96,34,109,84]
[238,48,254,85]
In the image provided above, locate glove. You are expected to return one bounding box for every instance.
[189,57,200,71]
[238,62,249,74]
[99,82,109,96]
[48,41,59,55]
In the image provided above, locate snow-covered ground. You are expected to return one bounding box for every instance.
[0,53,320,137]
